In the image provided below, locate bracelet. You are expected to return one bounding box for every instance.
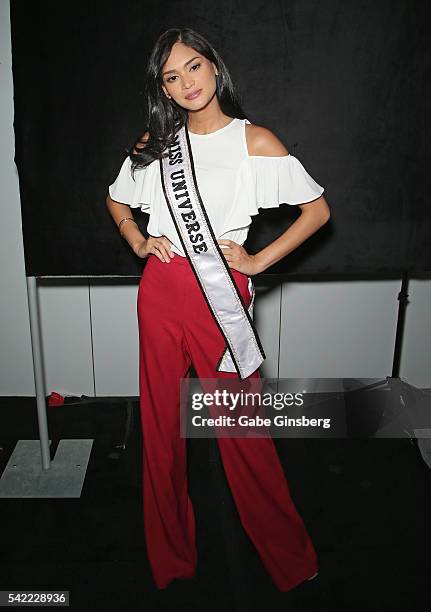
[118,217,138,237]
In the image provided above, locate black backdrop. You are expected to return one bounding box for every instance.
[10,0,431,277]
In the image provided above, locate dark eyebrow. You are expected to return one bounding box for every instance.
[162,56,201,77]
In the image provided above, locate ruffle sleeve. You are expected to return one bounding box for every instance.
[240,154,324,215]
[220,153,326,236]
[108,155,156,214]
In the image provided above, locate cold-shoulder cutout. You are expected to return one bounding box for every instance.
[244,121,289,157]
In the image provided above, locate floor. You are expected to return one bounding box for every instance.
[0,396,430,611]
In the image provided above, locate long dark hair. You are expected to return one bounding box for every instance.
[128,27,249,173]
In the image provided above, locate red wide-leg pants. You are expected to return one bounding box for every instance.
[137,253,319,591]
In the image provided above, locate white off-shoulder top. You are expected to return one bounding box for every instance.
[108,117,325,257]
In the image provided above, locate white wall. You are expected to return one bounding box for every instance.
[0,0,36,396]
[1,1,430,397]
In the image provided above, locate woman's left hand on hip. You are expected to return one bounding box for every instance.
[217,239,261,276]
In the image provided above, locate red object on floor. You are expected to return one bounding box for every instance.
[137,254,319,592]
[48,392,65,407]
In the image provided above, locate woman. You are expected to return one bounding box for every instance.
[106,27,330,592]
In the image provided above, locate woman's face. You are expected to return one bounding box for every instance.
[161,42,218,109]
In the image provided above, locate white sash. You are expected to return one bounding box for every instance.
[159,123,266,379]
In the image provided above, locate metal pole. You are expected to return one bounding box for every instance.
[26,276,51,470]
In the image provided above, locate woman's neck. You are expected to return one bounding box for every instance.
[187,110,233,135]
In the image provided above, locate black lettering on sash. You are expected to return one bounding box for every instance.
[163,130,208,256]
[170,171,192,209]
[175,191,190,201]
[178,201,192,209]
[170,169,185,181]
[169,136,182,165]
[186,221,200,233]
[181,210,196,223]
[172,178,186,191]
[193,242,208,253]
[169,151,182,164]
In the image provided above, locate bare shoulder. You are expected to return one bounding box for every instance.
[245,123,289,156]
[132,130,150,154]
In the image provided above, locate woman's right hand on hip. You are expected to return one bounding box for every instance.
[135,236,176,263]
